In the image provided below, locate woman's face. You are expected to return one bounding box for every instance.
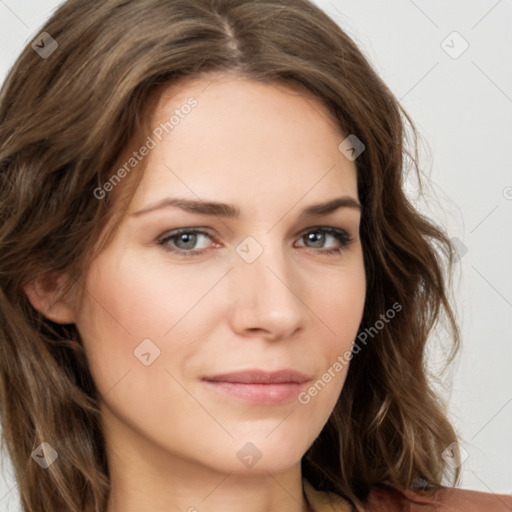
[73,74,366,476]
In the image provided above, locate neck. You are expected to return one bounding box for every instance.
[106,461,311,512]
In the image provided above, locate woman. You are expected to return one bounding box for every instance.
[0,1,510,511]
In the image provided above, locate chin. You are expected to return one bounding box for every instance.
[221,430,311,474]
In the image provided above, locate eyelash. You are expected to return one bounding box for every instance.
[156,226,354,258]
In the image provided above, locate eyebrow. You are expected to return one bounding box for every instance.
[131,196,362,218]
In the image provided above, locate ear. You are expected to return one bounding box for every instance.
[23,271,77,324]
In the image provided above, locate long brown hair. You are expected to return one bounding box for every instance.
[0,0,461,510]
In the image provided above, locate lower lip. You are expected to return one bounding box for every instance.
[203,380,307,404]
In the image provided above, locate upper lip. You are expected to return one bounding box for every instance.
[202,369,311,384]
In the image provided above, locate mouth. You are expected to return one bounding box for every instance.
[201,369,311,404]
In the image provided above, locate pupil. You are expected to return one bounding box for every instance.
[308,232,324,247]
[179,233,195,248]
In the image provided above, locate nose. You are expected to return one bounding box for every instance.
[227,239,309,341]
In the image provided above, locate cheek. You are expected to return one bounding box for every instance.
[76,248,216,344]
[290,260,365,414]
[306,257,366,343]
[73,248,224,396]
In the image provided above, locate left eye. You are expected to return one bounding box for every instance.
[157,227,353,257]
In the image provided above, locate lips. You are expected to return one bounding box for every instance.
[201,369,311,384]
[201,369,311,404]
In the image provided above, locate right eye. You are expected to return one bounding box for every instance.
[157,228,216,257]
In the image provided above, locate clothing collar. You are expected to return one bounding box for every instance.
[303,479,353,512]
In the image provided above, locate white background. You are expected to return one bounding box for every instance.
[0,1,511,509]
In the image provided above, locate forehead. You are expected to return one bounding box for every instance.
[151,73,343,143]
[127,74,358,214]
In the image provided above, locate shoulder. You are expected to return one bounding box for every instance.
[303,479,512,512]
[363,484,512,512]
